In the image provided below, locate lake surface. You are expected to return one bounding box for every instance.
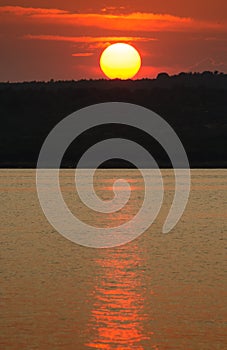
[1,169,226,349]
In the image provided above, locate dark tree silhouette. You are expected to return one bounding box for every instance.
[0,72,227,168]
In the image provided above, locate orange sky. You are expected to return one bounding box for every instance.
[0,0,226,81]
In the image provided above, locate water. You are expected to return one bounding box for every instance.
[1,170,226,349]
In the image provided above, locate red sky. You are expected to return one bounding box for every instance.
[0,0,226,81]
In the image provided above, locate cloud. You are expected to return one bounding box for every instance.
[204,37,227,41]
[72,53,94,57]
[101,6,126,14]
[102,6,125,10]
[187,57,226,71]
[0,6,67,16]
[24,35,157,52]
[1,6,226,33]
[24,35,157,44]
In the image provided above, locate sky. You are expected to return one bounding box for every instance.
[0,0,227,81]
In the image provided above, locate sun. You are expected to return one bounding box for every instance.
[100,43,141,80]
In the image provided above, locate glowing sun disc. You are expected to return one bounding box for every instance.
[100,43,141,80]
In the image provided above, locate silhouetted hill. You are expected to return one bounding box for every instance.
[1,72,227,168]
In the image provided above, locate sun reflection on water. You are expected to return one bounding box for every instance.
[85,246,152,349]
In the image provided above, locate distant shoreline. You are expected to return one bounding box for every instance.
[1,163,227,169]
[1,70,227,87]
